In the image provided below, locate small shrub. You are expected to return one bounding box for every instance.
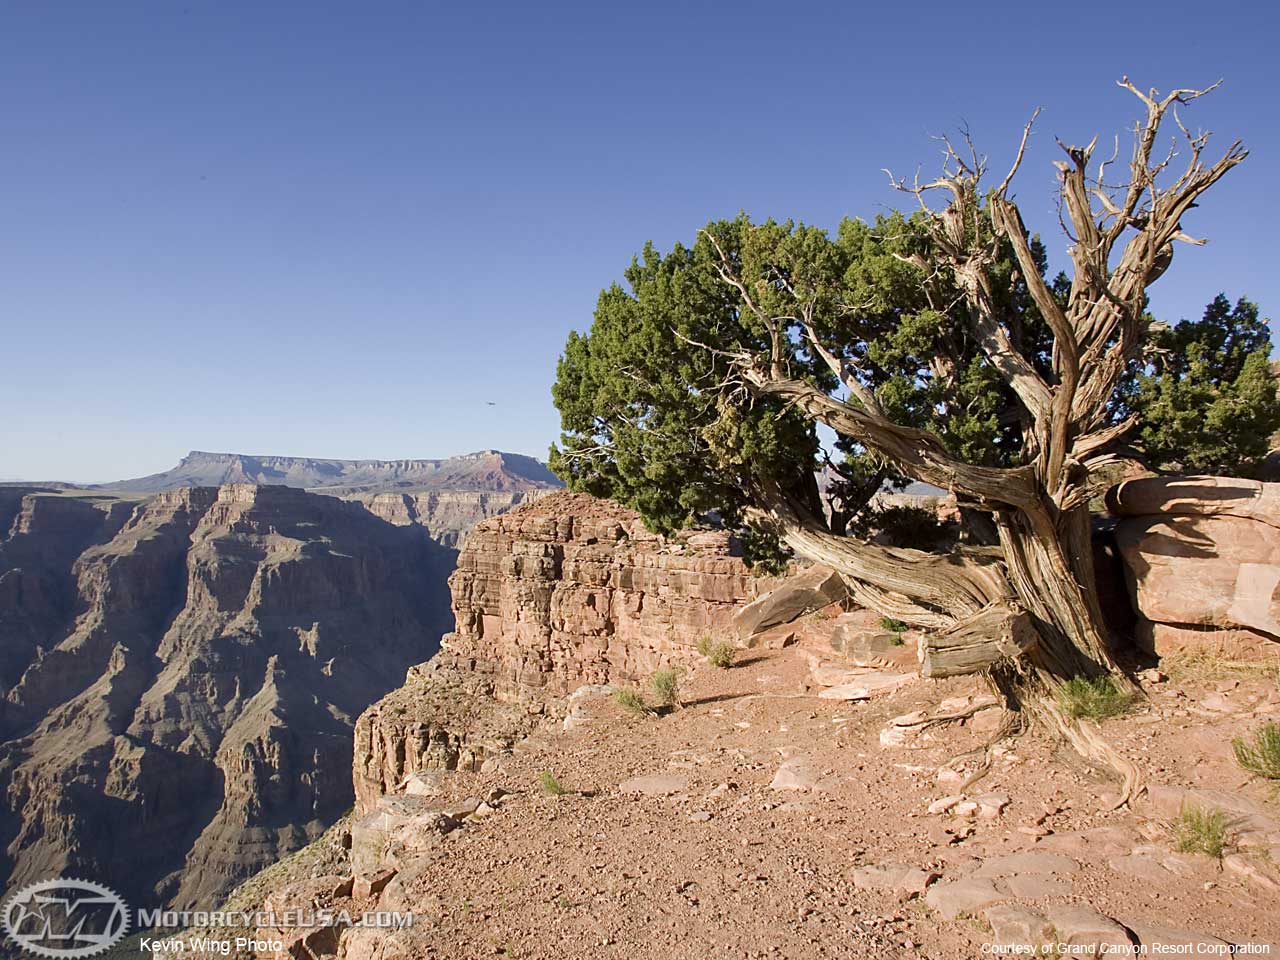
[879,616,909,633]
[1056,675,1131,720]
[612,688,652,716]
[538,771,567,796]
[1173,804,1231,858]
[651,668,682,708]
[1233,722,1280,780]
[696,635,738,668]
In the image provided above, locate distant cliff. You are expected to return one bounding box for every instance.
[97,449,562,495]
[90,449,562,548]
[0,484,456,911]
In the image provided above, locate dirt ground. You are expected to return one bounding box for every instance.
[296,629,1280,960]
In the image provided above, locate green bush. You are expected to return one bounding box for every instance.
[879,617,908,633]
[696,635,738,668]
[651,668,682,708]
[1173,805,1231,858]
[1233,722,1280,780]
[1056,675,1131,720]
[612,688,653,716]
[539,771,567,796]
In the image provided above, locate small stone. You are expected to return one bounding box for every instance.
[770,758,824,792]
[852,863,938,895]
[689,811,713,822]
[954,802,979,818]
[928,796,964,815]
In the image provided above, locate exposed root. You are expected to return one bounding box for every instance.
[991,662,1142,809]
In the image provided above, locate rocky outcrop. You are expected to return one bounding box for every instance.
[440,491,770,702]
[350,489,551,548]
[349,492,774,816]
[0,485,456,912]
[1111,475,1280,654]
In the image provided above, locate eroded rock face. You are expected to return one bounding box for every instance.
[0,485,456,911]
[441,491,770,702]
[350,492,773,816]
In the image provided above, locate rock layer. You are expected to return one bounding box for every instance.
[0,484,456,911]
[350,491,774,815]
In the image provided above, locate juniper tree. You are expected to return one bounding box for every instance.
[552,79,1247,800]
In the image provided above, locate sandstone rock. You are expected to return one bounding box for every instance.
[983,904,1055,948]
[1223,853,1280,891]
[829,613,899,665]
[620,773,689,797]
[999,874,1072,898]
[852,863,938,895]
[928,796,964,815]
[1041,904,1132,953]
[732,564,845,642]
[769,757,825,792]
[973,852,1079,878]
[815,669,915,701]
[925,877,1004,919]
[401,771,445,797]
[1127,921,1230,952]
[353,868,397,900]
[1116,511,1280,640]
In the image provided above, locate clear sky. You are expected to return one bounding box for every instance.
[2,1,1276,482]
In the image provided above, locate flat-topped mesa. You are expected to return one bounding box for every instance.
[438,491,768,703]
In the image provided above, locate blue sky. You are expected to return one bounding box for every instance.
[2,1,1276,481]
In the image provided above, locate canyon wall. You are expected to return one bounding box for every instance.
[351,491,772,814]
[0,484,456,911]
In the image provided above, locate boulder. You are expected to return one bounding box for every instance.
[732,564,845,642]
[1116,512,1280,640]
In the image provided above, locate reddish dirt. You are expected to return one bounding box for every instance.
[317,635,1280,960]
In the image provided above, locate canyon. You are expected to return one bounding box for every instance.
[0,450,562,913]
[176,485,1280,960]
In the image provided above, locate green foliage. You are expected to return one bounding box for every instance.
[879,617,908,633]
[1233,722,1280,780]
[1127,295,1280,476]
[651,668,682,708]
[549,212,1042,559]
[539,772,567,797]
[612,688,653,716]
[696,635,738,668]
[1056,676,1131,720]
[1173,805,1231,858]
